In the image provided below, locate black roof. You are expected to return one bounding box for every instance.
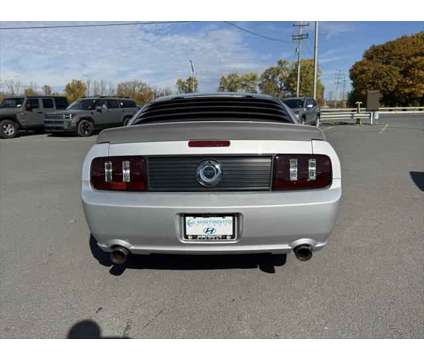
[4,95,67,99]
[79,96,132,99]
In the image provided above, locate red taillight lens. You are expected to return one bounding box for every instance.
[272,154,332,190]
[188,140,230,147]
[90,156,146,191]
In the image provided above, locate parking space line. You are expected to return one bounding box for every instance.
[379,123,389,134]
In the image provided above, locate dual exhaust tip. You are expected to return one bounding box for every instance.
[109,244,313,265]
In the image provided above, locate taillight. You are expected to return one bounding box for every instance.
[90,156,146,191]
[272,154,332,190]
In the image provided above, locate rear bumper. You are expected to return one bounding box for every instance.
[81,181,341,255]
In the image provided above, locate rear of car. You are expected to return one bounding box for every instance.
[283,97,320,125]
[81,94,341,264]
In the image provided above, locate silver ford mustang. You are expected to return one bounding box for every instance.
[81,93,342,265]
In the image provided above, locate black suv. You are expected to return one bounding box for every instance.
[44,97,139,137]
[0,96,68,139]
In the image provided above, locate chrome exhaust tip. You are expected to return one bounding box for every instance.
[293,245,313,261]
[110,246,130,265]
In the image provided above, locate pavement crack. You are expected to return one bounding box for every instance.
[142,308,165,330]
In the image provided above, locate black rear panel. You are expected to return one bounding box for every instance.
[147,155,273,191]
[134,96,293,124]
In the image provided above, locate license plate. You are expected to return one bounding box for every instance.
[184,215,236,240]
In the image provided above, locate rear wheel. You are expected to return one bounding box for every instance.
[0,119,19,139]
[77,119,94,137]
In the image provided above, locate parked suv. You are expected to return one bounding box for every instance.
[44,97,139,137]
[0,96,68,139]
[282,96,320,125]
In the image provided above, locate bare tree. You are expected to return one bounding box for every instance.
[42,85,53,96]
[4,80,23,96]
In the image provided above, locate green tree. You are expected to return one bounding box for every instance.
[349,31,424,106]
[176,76,198,93]
[218,72,258,93]
[218,73,241,92]
[24,87,37,96]
[287,59,324,100]
[64,80,87,103]
[258,59,290,98]
[116,80,155,105]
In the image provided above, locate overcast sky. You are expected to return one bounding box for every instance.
[0,21,422,98]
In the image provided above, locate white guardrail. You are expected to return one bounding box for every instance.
[317,106,424,126]
[321,107,424,113]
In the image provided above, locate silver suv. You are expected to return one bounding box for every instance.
[282,96,320,125]
[44,97,139,137]
[0,96,68,139]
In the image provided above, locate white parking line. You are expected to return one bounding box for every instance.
[379,124,389,134]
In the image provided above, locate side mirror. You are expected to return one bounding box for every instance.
[95,106,102,112]
[17,104,22,108]
[25,103,32,111]
[306,104,314,109]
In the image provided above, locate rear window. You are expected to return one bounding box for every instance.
[283,99,304,109]
[0,97,24,108]
[133,97,294,125]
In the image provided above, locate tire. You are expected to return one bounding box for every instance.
[123,116,132,126]
[0,119,19,139]
[77,119,94,137]
[301,116,306,125]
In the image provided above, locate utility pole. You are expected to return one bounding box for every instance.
[342,74,347,105]
[189,59,195,93]
[292,22,309,97]
[313,21,319,100]
[334,70,344,106]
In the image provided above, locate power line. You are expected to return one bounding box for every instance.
[0,21,194,31]
[224,21,290,44]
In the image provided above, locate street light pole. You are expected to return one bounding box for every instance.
[313,21,319,99]
[189,60,195,93]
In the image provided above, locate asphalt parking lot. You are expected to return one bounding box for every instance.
[0,114,423,338]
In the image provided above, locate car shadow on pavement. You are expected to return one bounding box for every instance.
[89,235,287,276]
[67,319,129,339]
[47,130,101,138]
[410,171,424,191]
